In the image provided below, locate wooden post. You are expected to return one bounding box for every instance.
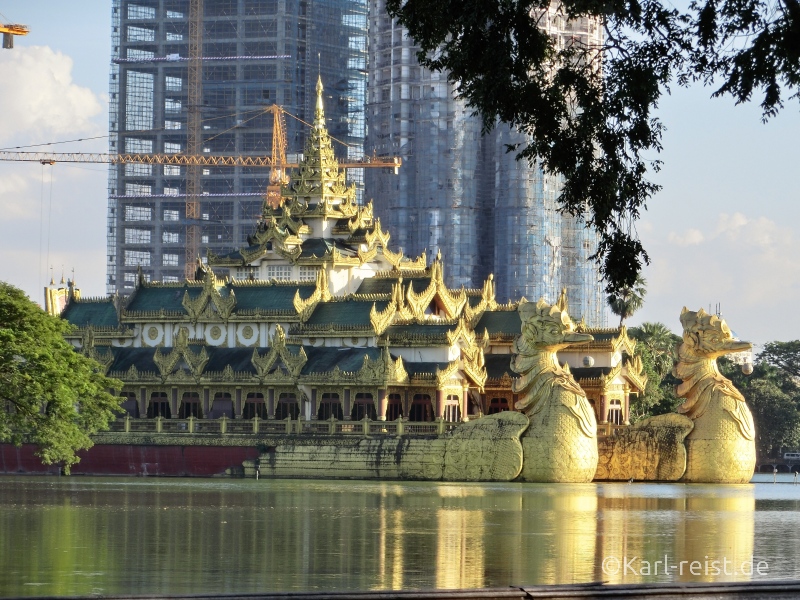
[267,388,275,419]
[435,389,445,419]
[377,388,388,421]
[138,387,147,419]
[234,388,243,419]
[343,388,352,421]
[599,394,609,425]
[171,387,179,419]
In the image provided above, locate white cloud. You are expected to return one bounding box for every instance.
[715,212,748,240]
[636,210,800,344]
[0,172,33,218]
[667,228,705,246]
[0,45,108,303]
[0,46,103,145]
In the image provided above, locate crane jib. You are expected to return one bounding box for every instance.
[0,152,402,169]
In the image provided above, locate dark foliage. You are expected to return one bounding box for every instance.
[386,0,799,293]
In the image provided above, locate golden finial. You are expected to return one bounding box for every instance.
[315,75,325,129]
[556,287,569,314]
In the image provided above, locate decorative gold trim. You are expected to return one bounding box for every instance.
[435,360,461,388]
[79,326,114,375]
[251,325,308,380]
[152,327,209,381]
[182,268,236,323]
[369,301,396,336]
[623,354,648,392]
[293,266,331,322]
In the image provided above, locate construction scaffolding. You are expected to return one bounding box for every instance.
[107,0,368,293]
[365,0,606,325]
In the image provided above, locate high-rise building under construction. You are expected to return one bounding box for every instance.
[107,0,368,294]
[365,1,606,325]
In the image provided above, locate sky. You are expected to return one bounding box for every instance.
[0,2,798,349]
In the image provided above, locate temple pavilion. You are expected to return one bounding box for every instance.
[47,79,646,429]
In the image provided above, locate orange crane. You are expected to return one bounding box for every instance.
[0,23,28,49]
[0,145,401,277]
[0,150,401,170]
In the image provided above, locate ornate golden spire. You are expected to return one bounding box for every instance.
[315,75,325,130]
[277,76,358,219]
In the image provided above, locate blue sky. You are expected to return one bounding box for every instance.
[0,1,798,347]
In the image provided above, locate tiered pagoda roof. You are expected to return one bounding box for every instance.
[52,77,644,424]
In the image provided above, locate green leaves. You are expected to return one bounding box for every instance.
[719,356,800,458]
[629,321,682,421]
[386,0,798,294]
[607,274,647,326]
[0,282,122,471]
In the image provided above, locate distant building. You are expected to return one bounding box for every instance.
[364,0,606,325]
[107,0,368,294]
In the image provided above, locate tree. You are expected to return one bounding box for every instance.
[628,321,682,421]
[630,321,681,379]
[719,357,800,459]
[0,282,122,471]
[607,275,647,327]
[759,340,800,379]
[386,0,800,294]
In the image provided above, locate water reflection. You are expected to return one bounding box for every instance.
[0,477,794,597]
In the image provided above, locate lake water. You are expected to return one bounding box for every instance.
[1,474,799,597]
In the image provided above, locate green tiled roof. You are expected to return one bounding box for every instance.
[570,366,614,380]
[304,300,388,327]
[204,348,258,374]
[125,285,197,313]
[484,354,516,379]
[301,346,384,374]
[586,331,620,342]
[108,347,158,373]
[299,237,357,259]
[404,362,450,376]
[356,276,433,295]
[213,247,249,261]
[62,300,119,328]
[475,310,521,336]
[386,324,454,337]
[232,283,315,311]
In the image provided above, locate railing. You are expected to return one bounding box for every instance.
[107,415,464,438]
[597,423,628,437]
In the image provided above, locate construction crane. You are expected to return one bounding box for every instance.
[0,23,28,49]
[185,0,203,278]
[0,147,401,280]
[0,150,402,170]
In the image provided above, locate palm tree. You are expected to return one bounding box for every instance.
[632,321,681,379]
[607,274,647,327]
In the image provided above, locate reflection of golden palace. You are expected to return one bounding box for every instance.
[511,297,597,482]
[674,308,756,483]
